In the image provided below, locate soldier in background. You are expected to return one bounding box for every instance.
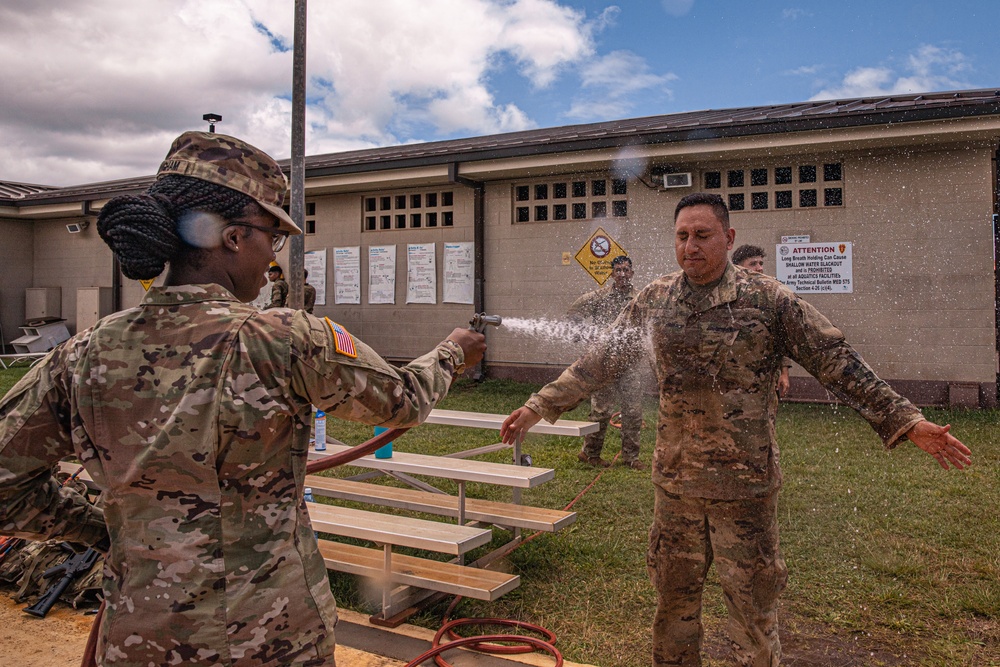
[303,270,317,314]
[502,192,971,667]
[566,255,645,469]
[732,244,792,397]
[265,263,288,308]
[0,131,485,667]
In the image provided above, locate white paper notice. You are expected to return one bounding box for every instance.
[406,243,437,304]
[443,242,474,304]
[368,245,396,304]
[334,246,361,304]
[304,249,327,306]
[776,242,854,293]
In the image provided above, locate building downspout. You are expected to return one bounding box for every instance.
[448,163,487,379]
[84,200,122,312]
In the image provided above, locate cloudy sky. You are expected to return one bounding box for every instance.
[1,0,996,186]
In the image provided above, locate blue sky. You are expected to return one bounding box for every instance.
[1,0,996,186]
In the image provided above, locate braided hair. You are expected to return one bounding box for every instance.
[97,175,257,280]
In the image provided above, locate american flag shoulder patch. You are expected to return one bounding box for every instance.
[325,318,357,358]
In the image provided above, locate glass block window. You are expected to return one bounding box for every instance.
[703,162,844,212]
[512,176,628,223]
[362,189,457,231]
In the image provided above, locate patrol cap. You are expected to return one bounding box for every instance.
[157,131,301,236]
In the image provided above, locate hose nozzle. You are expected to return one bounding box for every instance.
[469,313,502,333]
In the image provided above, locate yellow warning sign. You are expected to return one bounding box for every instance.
[575,227,627,285]
[139,279,155,291]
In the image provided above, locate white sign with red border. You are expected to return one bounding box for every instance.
[776,242,853,293]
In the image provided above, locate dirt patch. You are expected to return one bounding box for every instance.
[0,594,403,667]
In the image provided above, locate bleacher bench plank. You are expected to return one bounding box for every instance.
[317,539,520,601]
[308,444,553,488]
[426,408,599,436]
[306,502,491,555]
[306,475,575,532]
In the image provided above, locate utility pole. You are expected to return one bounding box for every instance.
[287,0,307,310]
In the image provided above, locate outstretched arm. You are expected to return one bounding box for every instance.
[906,420,972,470]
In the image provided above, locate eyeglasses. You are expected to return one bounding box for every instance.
[228,222,289,252]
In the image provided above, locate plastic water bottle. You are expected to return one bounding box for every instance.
[314,409,327,451]
[373,426,393,458]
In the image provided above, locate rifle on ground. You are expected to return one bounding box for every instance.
[23,543,100,618]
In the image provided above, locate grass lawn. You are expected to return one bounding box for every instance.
[320,379,999,667]
[1,368,995,665]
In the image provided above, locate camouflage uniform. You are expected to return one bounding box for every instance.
[267,278,289,309]
[0,283,463,667]
[566,283,642,463]
[526,263,923,667]
[304,283,317,314]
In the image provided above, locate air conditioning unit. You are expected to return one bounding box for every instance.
[660,172,693,189]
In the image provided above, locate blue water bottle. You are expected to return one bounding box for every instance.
[314,408,327,451]
[373,426,393,458]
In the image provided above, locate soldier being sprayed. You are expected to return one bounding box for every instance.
[0,132,485,667]
[502,192,970,667]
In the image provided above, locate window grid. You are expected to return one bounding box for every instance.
[362,189,456,231]
[512,177,628,224]
[703,163,844,211]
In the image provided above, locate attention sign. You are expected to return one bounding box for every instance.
[776,242,853,293]
[575,227,627,285]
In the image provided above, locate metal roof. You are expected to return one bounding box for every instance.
[7,87,1000,207]
[0,181,59,199]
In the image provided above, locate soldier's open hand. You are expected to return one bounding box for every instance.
[501,407,542,444]
[906,420,972,470]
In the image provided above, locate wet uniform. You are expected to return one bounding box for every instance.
[566,282,642,463]
[526,263,922,666]
[0,283,463,667]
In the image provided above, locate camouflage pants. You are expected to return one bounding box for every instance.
[581,370,642,462]
[646,487,787,667]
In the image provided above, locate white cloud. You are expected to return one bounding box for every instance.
[566,51,677,121]
[0,0,598,185]
[810,45,972,100]
[660,0,694,17]
[781,8,810,20]
[783,65,821,76]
